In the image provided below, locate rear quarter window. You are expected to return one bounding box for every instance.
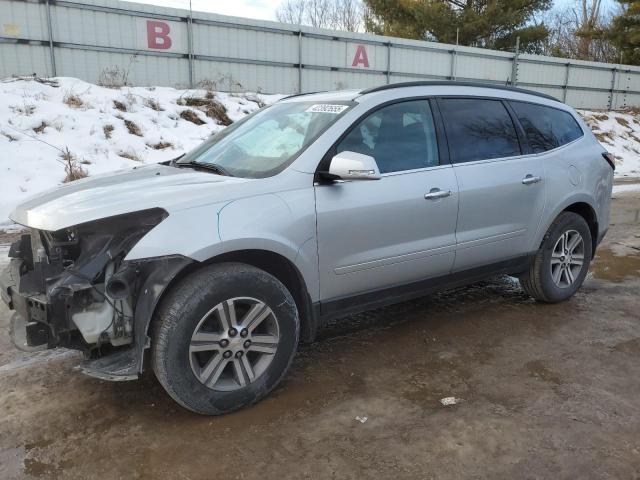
[438,98,521,164]
[509,101,584,153]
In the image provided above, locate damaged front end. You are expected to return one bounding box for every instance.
[0,209,192,380]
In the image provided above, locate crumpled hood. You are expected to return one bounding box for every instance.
[10,164,252,231]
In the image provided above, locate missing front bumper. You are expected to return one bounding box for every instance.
[1,259,54,348]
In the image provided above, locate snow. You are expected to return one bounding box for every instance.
[0,77,282,226]
[580,110,640,178]
[612,183,640,194]
[0,76,639,226]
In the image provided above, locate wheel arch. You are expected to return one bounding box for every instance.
[562,202,598,257]
[203,249,317,343]
[536,198,599,258]
[148,249,318,347]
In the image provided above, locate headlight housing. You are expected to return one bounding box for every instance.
[52,208,166,272]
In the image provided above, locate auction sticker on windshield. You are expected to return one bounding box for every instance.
[306,104,350,114]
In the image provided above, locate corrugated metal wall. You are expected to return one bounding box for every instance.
[1,0,639,110]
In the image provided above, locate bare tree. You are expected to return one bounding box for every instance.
[328,0,363,32]
[275,0,364,32]
[275,0,306,25]
[577,0,604,58]
[541,1,618,62]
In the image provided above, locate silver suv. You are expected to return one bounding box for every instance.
[1,82,614,415]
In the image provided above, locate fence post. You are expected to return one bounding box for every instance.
[298,30,303,93]
[562,63,570,102]
[450,49,457,81]
[510,36,520,86]
[45,0,57,77]
[187,10,194,88]
[608,68,617,110]
[386,42,391,84]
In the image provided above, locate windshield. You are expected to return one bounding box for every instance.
[177,101,354,178]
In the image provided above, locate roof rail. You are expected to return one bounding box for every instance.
[279,91,323,101]
[359,81,559,102]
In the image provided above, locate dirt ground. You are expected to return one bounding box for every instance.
[1,191,639,480]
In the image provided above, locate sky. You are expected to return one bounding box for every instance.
[123,0,283,20]
[123,0,617,22]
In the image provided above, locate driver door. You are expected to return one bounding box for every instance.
[314,99,459,309]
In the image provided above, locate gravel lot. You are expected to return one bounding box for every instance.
[0,190,639,480]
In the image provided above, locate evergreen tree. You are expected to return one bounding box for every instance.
[363,0,552,53]
[607,0,640,64]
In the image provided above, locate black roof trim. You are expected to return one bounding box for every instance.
[359,81,559,102]
[280,91,323,100]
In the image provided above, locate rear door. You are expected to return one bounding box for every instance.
[437,97,546,271]
[314,99,459,305]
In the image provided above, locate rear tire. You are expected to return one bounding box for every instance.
[520,212,592,303]
[152,262,299,415]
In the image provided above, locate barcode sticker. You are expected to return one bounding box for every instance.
[306,104,349,114]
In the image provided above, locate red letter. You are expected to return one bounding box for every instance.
[352,45,369,68]
[147,20,172,49]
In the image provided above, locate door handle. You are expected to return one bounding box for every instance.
[522,174,542,185]
[424,189,452,200]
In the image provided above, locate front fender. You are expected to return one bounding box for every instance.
[125,191,319,302]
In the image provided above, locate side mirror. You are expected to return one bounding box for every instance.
[328,151,381,181]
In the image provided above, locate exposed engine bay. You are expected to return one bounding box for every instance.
[0,208,192,379]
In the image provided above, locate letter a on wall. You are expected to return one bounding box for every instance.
[347,44,374,69]
[352,45,369,67]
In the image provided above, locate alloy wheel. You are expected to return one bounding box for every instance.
[550,229,585,288]
[189,297,280,391]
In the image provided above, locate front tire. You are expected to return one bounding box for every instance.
[152,263,299,415]
[520,212,592,303]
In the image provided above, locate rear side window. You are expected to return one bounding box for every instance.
[337,100,439,173]
[509,102,583,153]
[438,98,521,163]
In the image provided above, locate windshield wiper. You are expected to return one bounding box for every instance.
[169,153,185,167]
[176,161,234,177]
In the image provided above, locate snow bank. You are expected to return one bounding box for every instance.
[0,76,639,226]
[580,110,640,178]
[0,77,281,225]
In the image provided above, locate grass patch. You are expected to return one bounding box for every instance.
[63,92,86,109]
[205,100,232,126]
[147,141,173,150]
[615,117,630,128]
[179,97,210,107]
[240,92,266,108]
[9,103,36,116]
[33,121,48,134]
[594,131,614,143]
[177,95,232,126]
[118,149,143,162]
[123,119,142,136]
[103,124,114,139]
[144,97,163,111]
[113,99,128,112]
[1,130,19,142]
[180,109,206,125]
[60,147,88,183]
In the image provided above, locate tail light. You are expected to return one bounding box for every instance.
[602,152,616,171]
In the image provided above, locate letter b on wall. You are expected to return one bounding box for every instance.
[137,18,185,52]
[147,20,172,49]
